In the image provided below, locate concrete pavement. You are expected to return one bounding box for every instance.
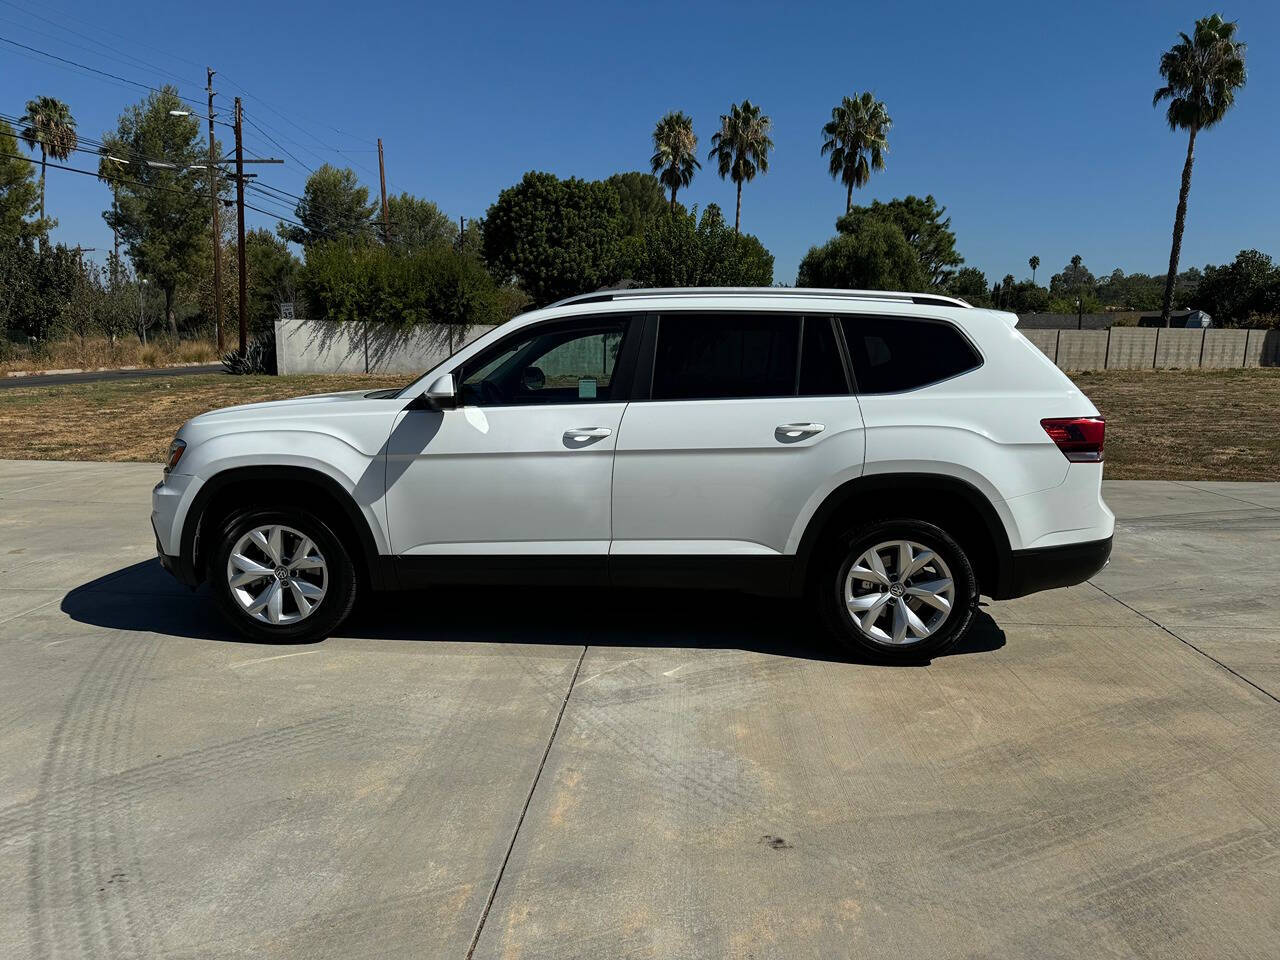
[0,461,1277,959]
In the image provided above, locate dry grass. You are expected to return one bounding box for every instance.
[0,373,402,463]
[1073,368,1280,480]
[0,337,220,374]
[0,368,1277,479]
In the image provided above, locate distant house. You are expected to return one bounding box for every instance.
[1138,309,1212,328]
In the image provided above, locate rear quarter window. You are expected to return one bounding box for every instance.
[839,315,981,394]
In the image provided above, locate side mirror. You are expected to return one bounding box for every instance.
[521,366,546,391]
[420,373,457,411]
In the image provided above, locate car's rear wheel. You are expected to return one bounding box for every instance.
[209,507,357,643]
[818,518,978,661]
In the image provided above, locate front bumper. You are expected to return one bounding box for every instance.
[152,475,202,587]
[997,535,1113,600]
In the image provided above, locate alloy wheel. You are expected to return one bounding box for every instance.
[844,539,955,645]
[225,524,328,625]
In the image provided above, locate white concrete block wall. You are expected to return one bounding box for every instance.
[1054,330,1108,371]
[1154,329,1205,369]
[275,318,496,375]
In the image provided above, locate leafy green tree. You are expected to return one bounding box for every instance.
[821,93,891,214]
[482,171,625,305]
[1193,249,1280,324]
[300,241,508,329]
[385,193,457,251]
[618,203,772,287]
[797,217,925,291]
[18,96,77,241]
[1029,255,1040,284]
[708,100,773,234]
[0,120,46,241]
[837,195,963,287]
[1050,254,1096,300]
[99,87,214,335]
[606,172,671,238]
[0,238,78,342]
[650,111,700,212]
[1153,14,1247,324]
[244,228,301,334]
[948,266,990,306]
[278,164,378,249]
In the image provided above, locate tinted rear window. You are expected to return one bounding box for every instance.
[653,314,799,400]
[839,315,981,394]
[798,317,849,396]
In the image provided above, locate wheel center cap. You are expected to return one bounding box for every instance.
[274,567,289,581]
[889,582,905,598]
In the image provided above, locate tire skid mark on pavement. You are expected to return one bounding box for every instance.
[3,712,356,839]
[24,633,159,960]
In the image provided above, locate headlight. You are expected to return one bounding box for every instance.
[164,438,187,473]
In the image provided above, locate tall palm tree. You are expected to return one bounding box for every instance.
[1153,14,1246,324]
[1029,255,1040,284]
[821,92,891,215]
[708,99,773,234]
[18,96,78,242]
[650,111,700,212]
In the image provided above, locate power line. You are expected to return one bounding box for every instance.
[241,112,313,174]
[0,0,207,75]
[0,33,216,116]
[0,9,200,93]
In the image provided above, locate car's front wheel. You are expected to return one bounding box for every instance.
[209,507,357,643]
[818,518,979,662]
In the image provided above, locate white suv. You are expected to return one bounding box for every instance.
[153,288,1113,661]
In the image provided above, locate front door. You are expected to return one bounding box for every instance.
[384,315,637,578]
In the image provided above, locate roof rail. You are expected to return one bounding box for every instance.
[548,287,973,310]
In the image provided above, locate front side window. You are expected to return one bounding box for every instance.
[652,314,800,401]
[460,318,629,407]
[839,315,981,394]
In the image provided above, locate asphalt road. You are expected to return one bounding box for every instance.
[0,461,1277,959]
[0,364,223,390]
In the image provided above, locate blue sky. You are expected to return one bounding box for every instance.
[3,0,1277,285]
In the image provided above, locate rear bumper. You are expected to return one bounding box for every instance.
[995,535,1112,600]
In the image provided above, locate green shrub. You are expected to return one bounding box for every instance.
[298,242,510,330]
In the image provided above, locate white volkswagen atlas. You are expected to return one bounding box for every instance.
[153,288,1113,660]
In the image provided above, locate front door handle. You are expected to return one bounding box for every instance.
[775,422,825,440]
[564,426,612,442]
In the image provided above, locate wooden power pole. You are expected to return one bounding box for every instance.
[234,97,248,356]
[377,138,390,243]
[208,68,224,352]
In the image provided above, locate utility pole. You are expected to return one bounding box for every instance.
[234,97,248,356]
[377,138,390,243]
[208,68,224,352]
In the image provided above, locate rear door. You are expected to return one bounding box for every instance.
[609,311,866,561]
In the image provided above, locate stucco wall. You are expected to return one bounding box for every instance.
[275,319,496,375]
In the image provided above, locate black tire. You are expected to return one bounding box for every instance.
[816,518,979,662]
[209,506,357,643]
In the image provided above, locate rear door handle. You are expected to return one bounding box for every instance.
[775,422,825,440]
[564,426,612,441]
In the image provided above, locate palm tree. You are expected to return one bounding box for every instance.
[1153,14,1246,324]
[1029,255,1040,285]
[820,93,891,215]
[18,96,77,242]
[650,111,700,212]
[708,100,773,234]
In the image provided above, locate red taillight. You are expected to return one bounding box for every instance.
[1041,417,1105,462]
